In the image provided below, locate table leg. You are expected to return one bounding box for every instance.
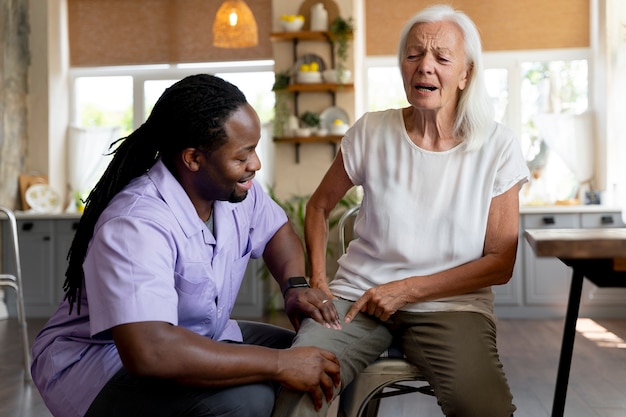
[551,268,584,417]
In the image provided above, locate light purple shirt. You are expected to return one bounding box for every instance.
[30,159,287,417]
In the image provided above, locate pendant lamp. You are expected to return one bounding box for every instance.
[212,0,258,48]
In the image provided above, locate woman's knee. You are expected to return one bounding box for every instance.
[435,370,515,417]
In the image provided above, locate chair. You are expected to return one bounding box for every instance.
[336,204,434,417]
[0,207,32,381]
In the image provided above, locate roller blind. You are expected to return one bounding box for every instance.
[365,0,590,56]
[67,0,273,67]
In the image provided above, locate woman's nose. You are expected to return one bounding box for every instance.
[417,54,435,74]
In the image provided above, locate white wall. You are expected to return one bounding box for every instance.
[28,0,70,206]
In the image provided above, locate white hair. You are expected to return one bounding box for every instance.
[397,4,494,151]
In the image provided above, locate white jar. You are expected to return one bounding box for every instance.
[310,3,328,31]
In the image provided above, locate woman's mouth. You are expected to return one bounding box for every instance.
[415,83,437,92]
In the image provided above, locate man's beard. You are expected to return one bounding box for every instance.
[228,190,248,203]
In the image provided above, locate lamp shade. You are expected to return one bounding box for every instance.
[213,0,258,48]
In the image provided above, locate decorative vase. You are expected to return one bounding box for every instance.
[310,3,328,31]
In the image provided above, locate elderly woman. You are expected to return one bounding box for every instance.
[272,4,529,417]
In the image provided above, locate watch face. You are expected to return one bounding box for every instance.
[288,276,308,286]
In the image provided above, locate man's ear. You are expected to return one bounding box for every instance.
[180,148,202,172]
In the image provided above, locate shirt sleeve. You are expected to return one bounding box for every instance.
[493,125,530,197]
[85,215,180,337]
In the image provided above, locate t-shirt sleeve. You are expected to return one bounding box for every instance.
[340,114,369,186]
[493,127,530,197]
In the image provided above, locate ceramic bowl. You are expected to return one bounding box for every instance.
[322,69,352,83]
[297,71,322,84]
[294,127,311,137]
[281,17,305,32]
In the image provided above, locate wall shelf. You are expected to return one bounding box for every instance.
[271,29,353,163]
[273,135,343,163]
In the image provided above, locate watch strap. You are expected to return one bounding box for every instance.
[282,276,310,297]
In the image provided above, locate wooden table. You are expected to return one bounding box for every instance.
[524,228,626,417]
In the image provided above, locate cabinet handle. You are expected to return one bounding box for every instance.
[21,222,34,231]
[601,215,614,225]
[542,216,555,225]
[43,236,51,241]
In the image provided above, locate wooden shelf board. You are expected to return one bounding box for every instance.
[273,135,343,144]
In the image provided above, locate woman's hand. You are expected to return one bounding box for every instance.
[284,288,342,331]
[344,279,413,323]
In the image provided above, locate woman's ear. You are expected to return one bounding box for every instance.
[180,148,202,172]
[459,62,473,91]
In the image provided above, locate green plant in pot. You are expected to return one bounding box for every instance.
[329,16,354,84]
[260,187,362,312]
[300,111,321,132]
[272,70,292,138]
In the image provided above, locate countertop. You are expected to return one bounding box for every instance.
[3,205,623,220]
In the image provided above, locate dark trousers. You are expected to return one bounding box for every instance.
[85,321,294,417]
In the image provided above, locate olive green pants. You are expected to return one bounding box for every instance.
[271,299,515,417]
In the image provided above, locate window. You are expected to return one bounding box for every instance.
[69,61,276,200]
[363,48,591,205]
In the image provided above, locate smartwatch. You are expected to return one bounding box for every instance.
[282,276,310,297]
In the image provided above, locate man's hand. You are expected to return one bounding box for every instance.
[284,288,342,331]
[344,280,412,323]
[277,346,341,410]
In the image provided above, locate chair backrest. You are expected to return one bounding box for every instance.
[338,204,361,255]
[0,207,22,282]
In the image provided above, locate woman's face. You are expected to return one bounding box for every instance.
[400,21,470,115]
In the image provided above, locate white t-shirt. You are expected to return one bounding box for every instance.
[330,108,529,319]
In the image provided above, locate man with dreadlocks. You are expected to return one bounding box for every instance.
[30,74,341,417]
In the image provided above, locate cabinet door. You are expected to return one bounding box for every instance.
[523,213,580,307]
[580,212,626,308]
[7,220,56,317]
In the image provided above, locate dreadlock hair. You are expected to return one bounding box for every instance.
[63,74,249,314]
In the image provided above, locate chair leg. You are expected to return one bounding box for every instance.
[16,285,31,381]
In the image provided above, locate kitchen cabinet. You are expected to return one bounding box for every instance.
[1,215,267,319]
[1,216,75,317]
[270,30,353,163]
[4,208,624,319]
[494,207,626,318]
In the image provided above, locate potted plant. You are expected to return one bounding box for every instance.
[329,16,354,84]
[260,187,362,312]
[272,70,292,138]
[300,111,321,131]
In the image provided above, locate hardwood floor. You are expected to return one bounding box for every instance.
[2,316,625,417]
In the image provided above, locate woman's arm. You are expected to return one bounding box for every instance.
[305,150,355,294]
[345,184,522,323]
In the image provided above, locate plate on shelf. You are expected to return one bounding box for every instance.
[292,54,326,78]
[319,106,350,131]
[25,184,62,213]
